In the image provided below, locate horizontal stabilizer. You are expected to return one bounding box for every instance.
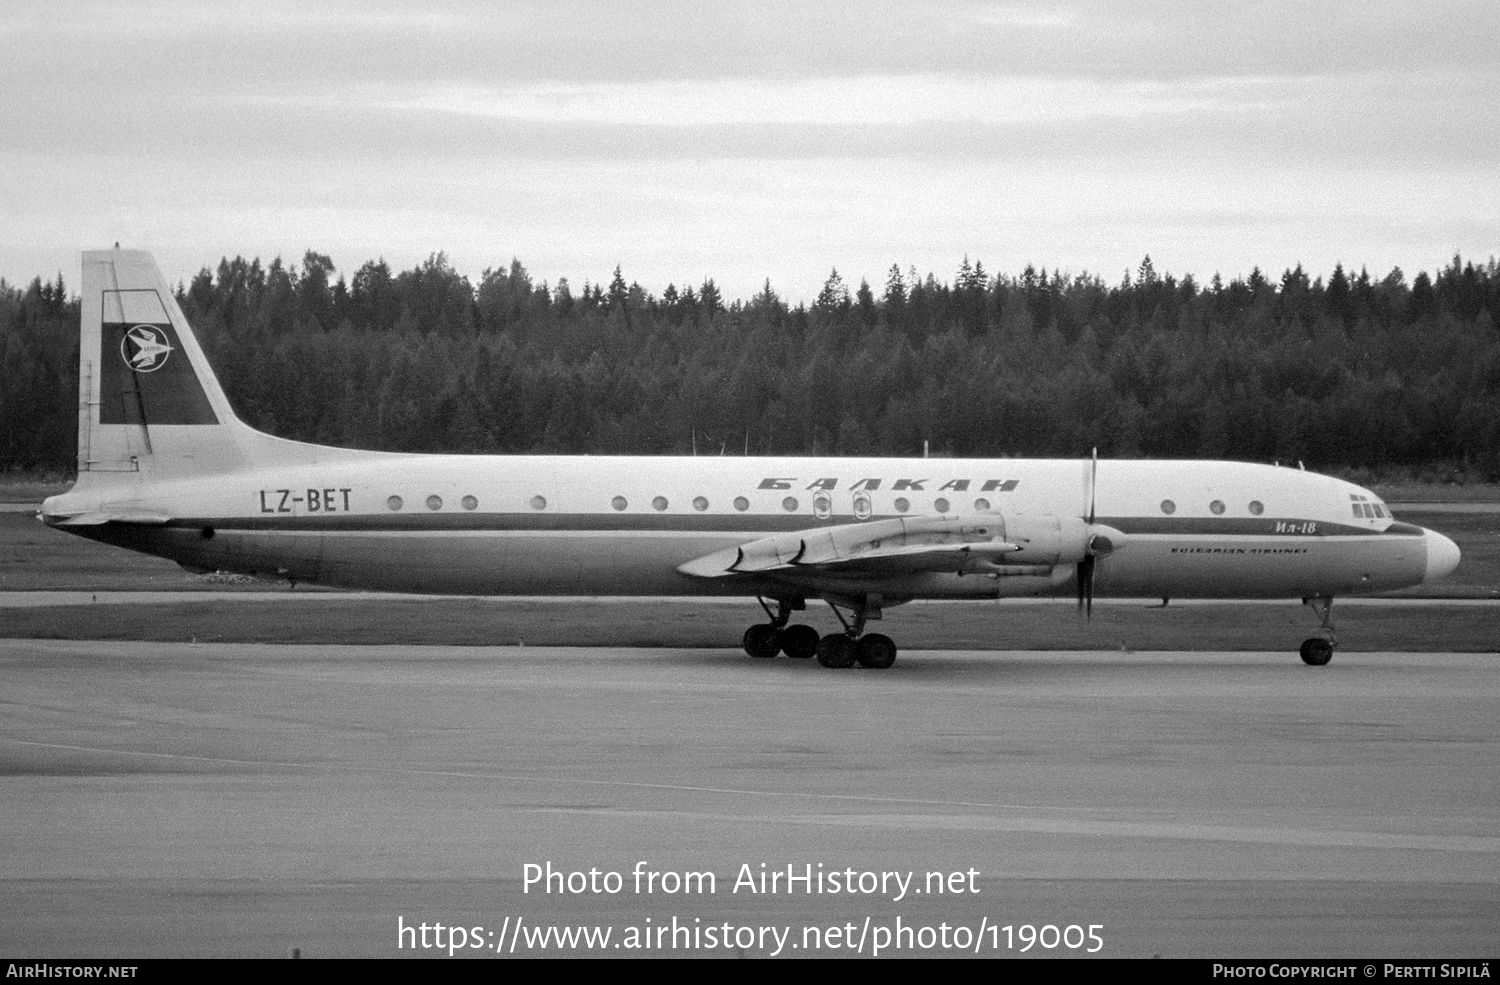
[44,508,173,526]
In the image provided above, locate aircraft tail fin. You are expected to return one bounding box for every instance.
[76,249,250,479]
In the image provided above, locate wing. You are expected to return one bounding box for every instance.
[677,513,1117,582]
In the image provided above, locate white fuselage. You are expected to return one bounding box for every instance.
[47,451,1455,602]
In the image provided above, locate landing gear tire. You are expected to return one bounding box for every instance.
[743,624,782,659]
[855,633,898,669]
[780,624,820,660]
[816,634,857,669]
[1299,638,1334,666]
[1300,597,1337,665]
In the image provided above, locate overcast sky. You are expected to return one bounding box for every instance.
[2,0,1497,302]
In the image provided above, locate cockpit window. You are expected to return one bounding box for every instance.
[1350,492,1390,521]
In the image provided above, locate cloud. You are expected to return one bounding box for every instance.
[2,0,1497,297]
[352,74,1272,128]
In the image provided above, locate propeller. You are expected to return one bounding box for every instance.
[1077,553,1095,618]
[1075,449,1130,619]
[1078,448,1097,618]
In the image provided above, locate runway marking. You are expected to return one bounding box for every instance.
[522,807,1500,854]
[7,737,1498,854]
[0,737,1129,811]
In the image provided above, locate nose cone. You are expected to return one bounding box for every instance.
[1423,529,1461,583]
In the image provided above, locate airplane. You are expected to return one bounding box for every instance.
[40,249,1462,668]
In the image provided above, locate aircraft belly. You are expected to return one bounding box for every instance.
[80,526,325,583]
[312,531,750,595]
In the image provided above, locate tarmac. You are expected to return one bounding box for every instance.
[2,640,1497,958]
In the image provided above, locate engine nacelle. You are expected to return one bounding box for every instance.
[993,513,1091,565]
[990,514,1128,566]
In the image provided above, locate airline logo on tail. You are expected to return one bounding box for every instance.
[120,324,174,372]
[99,316,218,426]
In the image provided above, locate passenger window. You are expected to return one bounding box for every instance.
[693,496,709,512]
[782,496,799,512]
[386,495,403,511]
[652,496,668,511]
[934,497,950,513]
[733,496,749,512]
[426,495,443,511]
[1248,500,1264,516]
[974,498,991,512]
[1209,500,1225,515]
[1161,500,1176,515]
[894,497,910,513]
[461,495,478,511]
[530,495,547,510]
[611,496,628,511]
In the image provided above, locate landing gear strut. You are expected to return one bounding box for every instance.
[1300,596,1336,666]
[741,598,819,659]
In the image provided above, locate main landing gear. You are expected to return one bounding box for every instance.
[1299,596,1337,666]
[815,598,896,669]
[740,597,898,669]
[742,598,820,660]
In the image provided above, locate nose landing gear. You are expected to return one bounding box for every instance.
[1299,596,1337,665]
